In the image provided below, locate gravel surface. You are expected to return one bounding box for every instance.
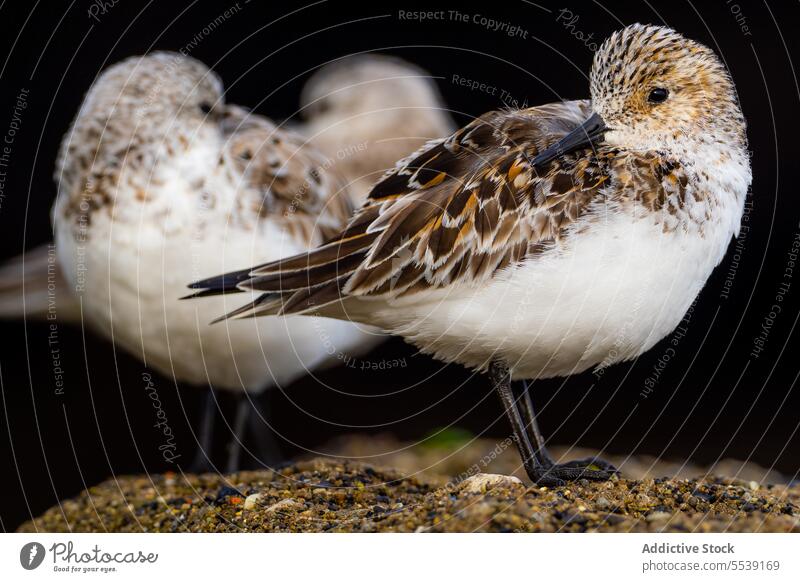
[19,457,800,533]
[320,433,792,485]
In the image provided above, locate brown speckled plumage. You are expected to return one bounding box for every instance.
[202,99,700,314]
[190,23,751,382]
[47,51,382,395]
[220,106,353,244]
[55,52,352,249]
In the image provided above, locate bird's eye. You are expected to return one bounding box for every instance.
[647,88,669,104]
[199,102,213,114]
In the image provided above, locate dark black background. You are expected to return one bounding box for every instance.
[0,0,798,531]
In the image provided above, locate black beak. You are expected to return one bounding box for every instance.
[530,112,607,168]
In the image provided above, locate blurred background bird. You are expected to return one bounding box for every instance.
[0,52,453,473]
[299,54,455,204]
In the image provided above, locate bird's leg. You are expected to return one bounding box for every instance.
[490,362,618,486]
[225,395,250,474]
[489,361,542,481]
[188,389,216,473]
[516,379,619,479]
[515,379,555,468]
[224,393,282,473]
[245,394,282,468]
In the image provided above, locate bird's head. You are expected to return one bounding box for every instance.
[532,24,747,167]
[590,24,746,152]
[299,54,447,122]
[55,52,229,204]
[80,51,226,136]
[298,54,454,203]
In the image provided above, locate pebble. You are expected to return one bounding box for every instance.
[459,473,523,494]
[595,496,611,509]
[244,494,262,511]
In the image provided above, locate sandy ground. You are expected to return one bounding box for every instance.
[318,433,793,485]
[18,435,800,533]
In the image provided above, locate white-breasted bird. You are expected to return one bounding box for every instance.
[1,52,456,472]
[4,52,383,472]
[299,54,455,204]
[189,25,752,484]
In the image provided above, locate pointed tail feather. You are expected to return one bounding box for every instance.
[186,231,378,323]
[0,243,80,323]
[248,231,380,276]
[185,266,258,294]
[243,251,366,294]
[208,293,283,323]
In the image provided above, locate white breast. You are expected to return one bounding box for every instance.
[53,136,380,393]
[351,189,743,380]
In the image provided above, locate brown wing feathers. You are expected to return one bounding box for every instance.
[189,101,611,321]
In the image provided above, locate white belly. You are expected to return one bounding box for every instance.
[352,210,733,380]
[55,216,380,393]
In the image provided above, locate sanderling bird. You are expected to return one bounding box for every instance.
[0,54,458,472]
[0,54,453,323]
[8,52,387,472]
[189,24,751,485]
[299,54,455,203]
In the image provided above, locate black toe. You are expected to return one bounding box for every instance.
[530,457,620,485]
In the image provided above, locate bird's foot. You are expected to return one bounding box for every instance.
[528,456,619,487]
